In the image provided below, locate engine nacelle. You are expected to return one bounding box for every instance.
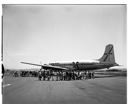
[72,61,80,70]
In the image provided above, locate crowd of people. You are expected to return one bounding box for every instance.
[38,70,95,81]
[5,69,94,81]
[13,71,39,77]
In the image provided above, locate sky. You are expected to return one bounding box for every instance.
[3,5,127,69]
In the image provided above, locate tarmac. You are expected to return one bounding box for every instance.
[2,74,126,104]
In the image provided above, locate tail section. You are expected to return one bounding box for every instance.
[99,44,116,63]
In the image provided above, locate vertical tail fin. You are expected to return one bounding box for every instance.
[99,44,115,63]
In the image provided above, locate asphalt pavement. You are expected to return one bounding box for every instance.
[2,76,126,104]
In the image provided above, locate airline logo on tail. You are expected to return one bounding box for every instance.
[98,44,116,64]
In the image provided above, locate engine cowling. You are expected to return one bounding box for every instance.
[72,62,79,70]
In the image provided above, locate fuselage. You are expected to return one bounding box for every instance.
[50,61,116,71]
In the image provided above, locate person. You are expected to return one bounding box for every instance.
[66,71,68,80]
[14,71,18,77]
[59,71,62,81]
[2,64,5,78]
[83,71,86,80]
[56,71,59,81]
[63,71,66,80]
[86,71,89,79]
[51,70,54,81]
[74,71,77,80]
[92,72,95,79]
[47,70,51,81]
[72,71,75,80]
[42,70,46,81]
[88,72,92,79]
[38,70,42,81]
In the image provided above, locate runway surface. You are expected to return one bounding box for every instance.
[3,76,126,104]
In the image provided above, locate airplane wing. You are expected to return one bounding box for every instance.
[21,62,67,70]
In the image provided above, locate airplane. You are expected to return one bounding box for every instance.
[21,44,119,71]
